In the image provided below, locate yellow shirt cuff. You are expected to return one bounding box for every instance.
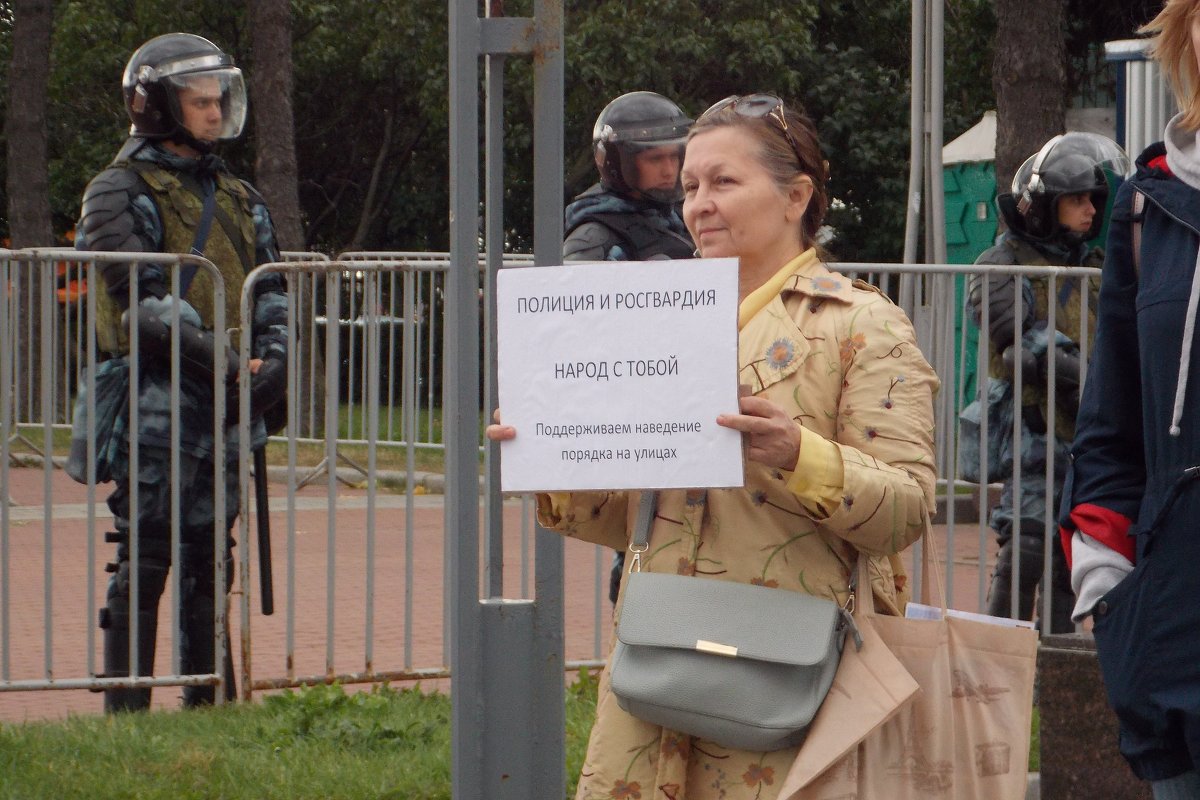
[785,429,845,519]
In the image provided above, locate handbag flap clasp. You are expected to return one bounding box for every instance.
[695,639,738,657]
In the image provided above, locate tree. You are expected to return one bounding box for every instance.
[248,0,304,251]
[992,0,1066,194]
[288,0,447,252]
[555,0,995,263]
[5,0,52,247]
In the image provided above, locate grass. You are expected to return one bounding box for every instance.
[0,673,600,800]
[0,671,1041,800]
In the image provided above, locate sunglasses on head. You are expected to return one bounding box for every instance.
[699,94,805,168]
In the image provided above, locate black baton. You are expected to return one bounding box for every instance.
[253,446,275,615]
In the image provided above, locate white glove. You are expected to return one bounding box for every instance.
[1070,531,1134,623]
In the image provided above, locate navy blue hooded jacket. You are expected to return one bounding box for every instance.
[1061,140,1200,781]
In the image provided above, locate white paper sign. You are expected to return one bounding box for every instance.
[496,258,743,492]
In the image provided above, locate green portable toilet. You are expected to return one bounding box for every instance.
[943,111,998,410]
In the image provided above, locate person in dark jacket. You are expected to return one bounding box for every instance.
[75,33,288,712]
[564,90,695,603]
[1060,1,1200,795]
[563,91,695,264]
[965,131,1127,633]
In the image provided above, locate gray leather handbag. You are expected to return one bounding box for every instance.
[609,492,861,752]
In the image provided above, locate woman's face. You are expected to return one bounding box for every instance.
[681,126,810,281]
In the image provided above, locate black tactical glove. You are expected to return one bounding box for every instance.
[126,305,238,385]
[226,356,287,430]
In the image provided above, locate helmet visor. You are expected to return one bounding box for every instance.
[165,67,246,141]
[617,142,686,204]
[1012,132,1131,195]
[601,119,691,148]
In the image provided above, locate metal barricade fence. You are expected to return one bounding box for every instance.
[0,247,601,720]
[1,248,233,707]
[0,252,1095,719]
[839,260,1100,629]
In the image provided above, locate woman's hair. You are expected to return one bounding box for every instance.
[1142,0,1200,131]
[690,98,829,247]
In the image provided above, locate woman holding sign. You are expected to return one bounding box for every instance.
[488,95,938,799]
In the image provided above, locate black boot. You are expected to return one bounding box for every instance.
[180,596,236,707]
[100,577,161,713]
[179,544,237,706]
[99,531,170,713]
[609,551,626,605]
[986,537,1042,621]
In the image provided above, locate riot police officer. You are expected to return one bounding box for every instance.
[76,33,288,711]
[564,91,695,262]
[966,132,1129,632]
[563,91,694,603]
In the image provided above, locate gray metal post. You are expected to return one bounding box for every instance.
[903,0,925,266]
[482,4,506,599]
[448,1,566,797]
[528,0,567,791]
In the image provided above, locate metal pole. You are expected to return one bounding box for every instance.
[448,1,486,795]
[929,0,947,265]
[903,0,926,265]
[449,1,566,796]
[529,0,567,792]
[483,3,506,599]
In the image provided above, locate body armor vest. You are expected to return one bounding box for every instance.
[577,211,695,260]
[985,236,1101,441]
[96,160,258,355]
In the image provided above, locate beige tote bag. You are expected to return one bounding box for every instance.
[780,558,920,792]
[784,540,1039,800]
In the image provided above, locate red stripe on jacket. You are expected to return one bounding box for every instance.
[1059,504,1136,568]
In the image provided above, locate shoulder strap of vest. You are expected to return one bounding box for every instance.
[211,176,255,273]
[1132,189,1145,279]
[121,159,180,192]
[119,161,255,274]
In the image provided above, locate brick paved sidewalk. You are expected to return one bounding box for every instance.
[1,465,996,724]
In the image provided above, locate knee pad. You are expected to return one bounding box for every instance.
[102,530,171,631]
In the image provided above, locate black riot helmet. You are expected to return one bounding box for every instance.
[997,132,1130,243]
[122,33,247,152]
[593,91,692,204]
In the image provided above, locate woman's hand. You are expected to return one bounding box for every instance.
[716,395,802,470]
[485,408,516,442]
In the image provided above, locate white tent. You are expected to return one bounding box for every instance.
[942,110,996,166]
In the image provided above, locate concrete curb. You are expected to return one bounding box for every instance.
[8,453,451,495]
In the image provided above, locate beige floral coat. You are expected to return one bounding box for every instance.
[539,257,939,800]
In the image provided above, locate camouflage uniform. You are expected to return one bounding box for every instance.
[76,139,287,711]
[968,234,1100,632]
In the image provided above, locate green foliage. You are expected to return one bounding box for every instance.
[0,678,600,799]
[1,0,1142,259]
[288,0,450,251]
[258,682,447,752]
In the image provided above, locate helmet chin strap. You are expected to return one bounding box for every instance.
[170,127,217,155]
[638,186,683,206]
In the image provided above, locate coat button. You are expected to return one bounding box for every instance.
[1095,600,1109,616]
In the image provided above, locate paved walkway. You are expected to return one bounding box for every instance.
[1,465,999,724]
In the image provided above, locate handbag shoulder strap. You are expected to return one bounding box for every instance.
[633,489,865,616]
[629,491,657,573]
